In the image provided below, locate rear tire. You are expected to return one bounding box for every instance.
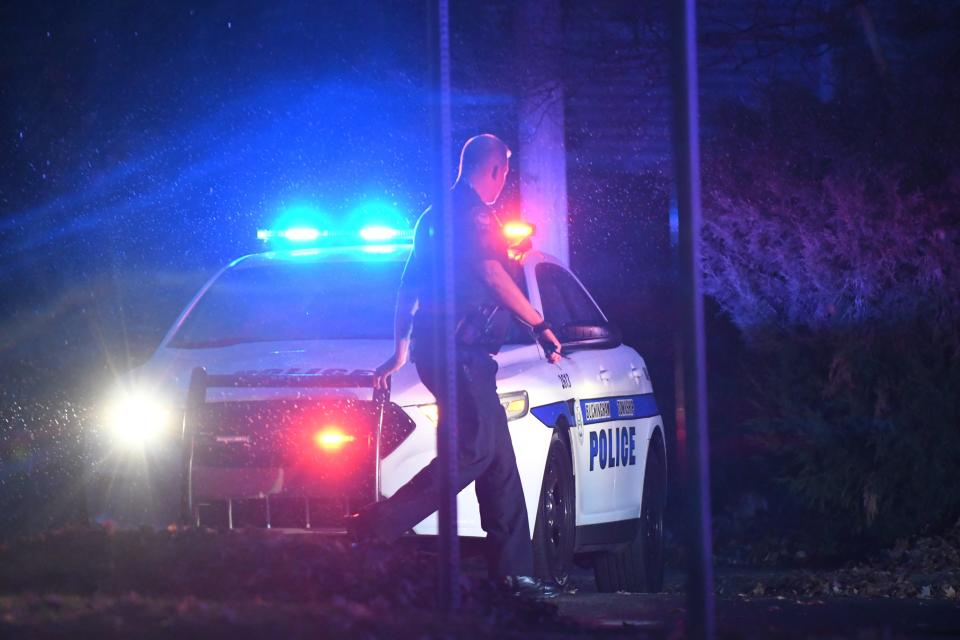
[593,431,666,593]
[533,432,576,586]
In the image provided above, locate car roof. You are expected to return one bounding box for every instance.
[157,246,566,349]
[227,245,414,269]
[228,247,558,270]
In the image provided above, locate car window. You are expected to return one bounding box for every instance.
[535,262,605,327]
[169,257,535,348]
[169,260,402,347]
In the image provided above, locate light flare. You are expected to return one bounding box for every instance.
[359,225,400,241]
[502,220,535,241]
[314,427,355,451]
[283,227,322,242]
[104,390,171,449]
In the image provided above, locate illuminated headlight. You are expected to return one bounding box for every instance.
[416,403,439,426]
[498,391,529,421]
[103,389,173,449]
[415,391,529,426]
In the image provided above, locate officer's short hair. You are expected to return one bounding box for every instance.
[459,134,511,176]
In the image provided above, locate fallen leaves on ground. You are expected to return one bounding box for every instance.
[0,527,569,639]
[675,520,960,601]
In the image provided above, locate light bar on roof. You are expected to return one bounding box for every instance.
[257,225,413,246]
[257,228,326,242]
[359,225,400,241]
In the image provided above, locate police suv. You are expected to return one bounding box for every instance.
[98,222,667,593]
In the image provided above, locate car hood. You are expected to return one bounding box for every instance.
[131,340,435,407]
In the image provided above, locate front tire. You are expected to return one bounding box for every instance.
[593,430,666,593]
[533,431,576,586]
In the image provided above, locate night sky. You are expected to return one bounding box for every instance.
[1,2,438,278]
[0,1,663,389]
[0,2,518,383]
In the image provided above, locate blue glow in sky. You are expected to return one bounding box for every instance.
[347,200,411,231]
[0,2,439,285]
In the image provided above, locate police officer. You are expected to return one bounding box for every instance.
[354,134,562,598]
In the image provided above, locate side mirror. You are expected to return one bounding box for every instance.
[554,323,622,350]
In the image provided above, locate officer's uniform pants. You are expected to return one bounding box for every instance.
[363,345,534,578]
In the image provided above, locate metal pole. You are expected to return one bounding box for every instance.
[373,387,387,504]
[181,367,207,527]
[427,0,459,611]
[669,1,715,639]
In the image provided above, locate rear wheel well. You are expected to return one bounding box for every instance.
[591,426,667,592]
[649,425,667,487]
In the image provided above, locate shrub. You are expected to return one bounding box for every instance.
[701,85,960,547]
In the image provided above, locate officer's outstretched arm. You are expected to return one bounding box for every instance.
[392,284,419,361]
[480,259,562,363]
[374,282,419,389]
[481,259,542,326]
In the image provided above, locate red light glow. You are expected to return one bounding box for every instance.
[314,427,355,452]
[502,220,535,241]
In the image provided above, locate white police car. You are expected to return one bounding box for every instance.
[98,222,666,593]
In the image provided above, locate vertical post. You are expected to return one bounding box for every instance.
[516,0,570,266]
[373,386,387,504]
[181,366,207,526]
[426,0,460,611]
[670,198,688,478]
[669,2,715,639]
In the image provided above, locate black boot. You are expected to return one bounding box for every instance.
[500,575,561,599]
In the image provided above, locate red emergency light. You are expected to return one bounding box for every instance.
[502,220,535,241]
[313,426,355,452]
[502,220,535,261]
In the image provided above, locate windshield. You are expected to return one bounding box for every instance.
[168,259,402,348]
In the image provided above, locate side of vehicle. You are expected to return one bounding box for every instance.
[523,256,661,514]
[510,252,666,591]
[382,250,667,591]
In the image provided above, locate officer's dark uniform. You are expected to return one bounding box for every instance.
[362,180,533,578]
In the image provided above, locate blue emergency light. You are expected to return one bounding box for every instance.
[359,225,402,242]
[257,227,327,242]
[257,225,414,247]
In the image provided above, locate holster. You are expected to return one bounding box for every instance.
[455,304,500,346]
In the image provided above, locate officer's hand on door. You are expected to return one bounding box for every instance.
[539,329,562,364]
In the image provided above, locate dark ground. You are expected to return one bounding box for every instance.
[560,566,960,639]
[2,528,960,639]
